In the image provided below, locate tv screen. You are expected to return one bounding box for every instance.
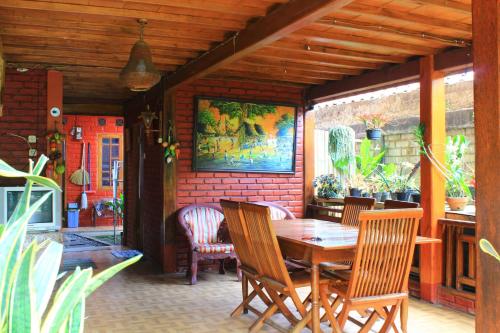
[6,190,54,224]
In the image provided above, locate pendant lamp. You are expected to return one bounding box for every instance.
[120,19,161,91]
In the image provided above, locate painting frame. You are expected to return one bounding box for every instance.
[193,96,298,174]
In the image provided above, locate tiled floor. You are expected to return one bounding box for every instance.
[67,249,475,333]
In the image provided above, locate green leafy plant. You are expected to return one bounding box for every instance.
[105,193,125,220]
[355,138,385,177]
[328,126,356,179]
[385,162,420,193]
[415,124,471,198]
[357,112,391,129]
[0,155,141,332]
[313,174,344,199]
[374,163,397,192]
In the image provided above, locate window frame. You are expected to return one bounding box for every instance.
[97,133,124,190]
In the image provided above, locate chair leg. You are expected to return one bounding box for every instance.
[320,285,342,332]
[219,259,225,274]
[190,252,198,285]
[249,302,279,333]
[337,304,350,329]
[379,302,401,333]
[401,297,408,333]
[236,262,242,281]
[242,274,249,314]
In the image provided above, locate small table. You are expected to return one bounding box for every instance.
[273,218,441,333]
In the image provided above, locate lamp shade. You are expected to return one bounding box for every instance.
[120,20,161,92]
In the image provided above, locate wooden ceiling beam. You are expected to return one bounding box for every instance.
[207,73,307,88]
[223,63,343,81]
[255,47,381,69]
[237,56,362,75]
[64,103,124,116]
[408,0,470,14]
[342,3,471,34]
[0,0,245,30]
[306,47,472,104]
[215,69,325,85]
[163,0,355,90]
[274,39,408,63]
[312,18,470,48]
[291,29,437,55]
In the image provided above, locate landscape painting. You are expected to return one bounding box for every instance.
[193,97,297,173]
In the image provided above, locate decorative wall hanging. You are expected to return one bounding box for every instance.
[139,104,158,145]
[162,121,179,164]
[120,19,161,91]
[193,97,298,173]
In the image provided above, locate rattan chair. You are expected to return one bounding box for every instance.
[321,208,422,333]
[178,203,239,284]
[255,201,295,220]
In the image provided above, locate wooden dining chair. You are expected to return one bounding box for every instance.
[320,196,376,272]
[240,202,329,333]
[321,208,422,333]
[220,200,272,318]
[384,199,419,209]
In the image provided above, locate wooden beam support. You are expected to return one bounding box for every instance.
[472,1,500,332]
[306,47,472,104]
[64,104,124,117]
[47,70,63,133]
[162,87,177,273]
[419,55,445,303]
[164,0,354,90]
[304,110,315,212]
[0,35,5,116]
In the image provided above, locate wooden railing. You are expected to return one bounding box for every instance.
[439,217,476,299]
[306,203,343,223]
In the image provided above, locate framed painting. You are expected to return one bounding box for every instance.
[193,96,298,173]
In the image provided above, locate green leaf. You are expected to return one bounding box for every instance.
[479,239,500,262]
[33,242,63,315]
[8,242,39,333]
[85,255,142,297]
[41,268,92,333]
[63,298,85,333]
[0,192,53,325]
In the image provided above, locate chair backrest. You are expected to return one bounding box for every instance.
[340,196,376,226]
[306,204,342,223]
[384,199,419,209]
[220,200,259,272]
[240,202,291,288]
[178,204,225,244]
[255,201,295,220]
[347,209,422,299]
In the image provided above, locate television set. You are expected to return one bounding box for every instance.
[0,186,62,231]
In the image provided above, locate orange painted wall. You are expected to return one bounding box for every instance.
[63,115,123,227]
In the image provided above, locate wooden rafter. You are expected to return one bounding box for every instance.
[164,0,355,90]
[306,47,472,104]
[408,0,470,14]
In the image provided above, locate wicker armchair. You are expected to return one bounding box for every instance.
[178,204,239,284]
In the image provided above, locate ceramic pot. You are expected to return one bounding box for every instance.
[349,188,362,197]
[395,191,411,201]
[366,128,382,140]
[446,197,468,211]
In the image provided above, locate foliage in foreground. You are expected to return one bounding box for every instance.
[0,155,141,333]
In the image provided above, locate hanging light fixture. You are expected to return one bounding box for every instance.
[120,19,161,92]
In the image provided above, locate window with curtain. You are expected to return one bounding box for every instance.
[98,134,123,189]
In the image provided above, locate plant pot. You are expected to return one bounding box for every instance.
[380,191,391,202]
[395,191,411,201]
[349,188,362,197]
[411,193,421,203]
[373,192,383,202]
[366,128,382,140]
[446,197,469,211]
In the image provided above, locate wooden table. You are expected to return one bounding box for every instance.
[273,218,441,333]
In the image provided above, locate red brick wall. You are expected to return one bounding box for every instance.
[0,69,47,185]
[174,79,305,269]
[63,115,124,227]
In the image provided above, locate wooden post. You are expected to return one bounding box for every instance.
[162,87,177,272]
[472,1,500,332]
[419,55,445,303]
[0,36,5,116]
[304,110,315,214]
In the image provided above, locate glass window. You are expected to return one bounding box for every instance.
[99,135,123,189]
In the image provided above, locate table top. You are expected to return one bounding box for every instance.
[273,218,440,250]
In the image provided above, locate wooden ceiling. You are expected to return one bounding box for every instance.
[0,0,472,105]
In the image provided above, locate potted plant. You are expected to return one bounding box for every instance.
[358,112,391,140]
[386,162,420,201]
[415,125,472,211]
[373,163,396,202]
[313,174,344,199]
[348,173,368,197]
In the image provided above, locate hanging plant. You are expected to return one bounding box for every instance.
[328,126,355,180]
[162,121,180,164]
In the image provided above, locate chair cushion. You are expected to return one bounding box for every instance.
[195,243,234,254]
[269,207,287,220]
[184,207,225,244]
